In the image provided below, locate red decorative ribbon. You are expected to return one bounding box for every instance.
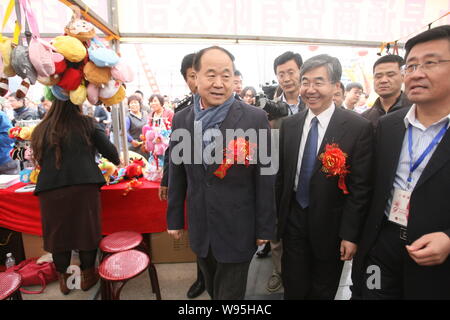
[319,143,350,194]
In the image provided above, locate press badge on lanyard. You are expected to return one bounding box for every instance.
[388,189,411,227]
[389,121,449,227]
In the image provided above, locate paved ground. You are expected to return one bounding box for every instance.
[20,248,352,300]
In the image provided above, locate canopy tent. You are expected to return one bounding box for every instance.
[1,0,449,163]
[1,0,449,103]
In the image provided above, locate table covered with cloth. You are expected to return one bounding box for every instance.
[0,179,168,236]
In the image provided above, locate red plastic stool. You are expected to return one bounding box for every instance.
[98,231,161,299]
[99,250,152,300]
[99,231,144,255]
[0,272,23,300]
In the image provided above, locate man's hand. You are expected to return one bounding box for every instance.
[256,239,269,246]
[340,240,357,261]
[406,232,450,266]
[131,140,141,148]
[158,186,168,201]
[168,229,183,240]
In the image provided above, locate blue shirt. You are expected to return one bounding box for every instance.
[385,105,450,217]
[0,111,15,166]
[281,94,302,115]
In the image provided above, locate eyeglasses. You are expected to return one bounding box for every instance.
[402,59,450,75]
[301,81,330,89]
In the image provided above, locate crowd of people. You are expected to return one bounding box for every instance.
[1,24,449,300]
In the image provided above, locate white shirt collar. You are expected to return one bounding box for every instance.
[305,103,335,129]
[404,104,450,130]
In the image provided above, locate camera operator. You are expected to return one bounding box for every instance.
[256,51,305,125]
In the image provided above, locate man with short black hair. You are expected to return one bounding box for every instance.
[333,82,345,109]
[343,82,364,111]
[233,70,243,96]
[160,52,206,300]
[8,94,38,126]
[362,55,412,129]
[352,25,450,300]
[273,51,305,115]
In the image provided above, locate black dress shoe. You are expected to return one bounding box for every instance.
[256,242,271,258]
[187,279,206,299]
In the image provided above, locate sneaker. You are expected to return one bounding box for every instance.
[266,272,282,292]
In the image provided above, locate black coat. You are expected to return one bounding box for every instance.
[35,123,120,194]
[167,99,277,263]
[361,92,412,130]
[352,108,450,299]
[276,107,373,260]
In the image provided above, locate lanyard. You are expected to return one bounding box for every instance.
[407,120,449,183]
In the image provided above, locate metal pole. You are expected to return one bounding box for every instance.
[118,102,129,166]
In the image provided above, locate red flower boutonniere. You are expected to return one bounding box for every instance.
[214,138,257,179]
[319,143,350,194]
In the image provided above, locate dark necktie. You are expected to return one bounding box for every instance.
[296,117,319,209]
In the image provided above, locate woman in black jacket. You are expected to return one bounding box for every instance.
[31,99,120,295]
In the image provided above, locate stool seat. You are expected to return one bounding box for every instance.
[0,272,22,300]
[100,231,143,253]
[99,250,149,281]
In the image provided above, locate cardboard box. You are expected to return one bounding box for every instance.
[150,231,196,263]
[21,233,48,259]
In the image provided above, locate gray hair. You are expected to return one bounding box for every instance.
[300,54,342,84]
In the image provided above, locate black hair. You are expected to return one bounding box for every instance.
[273,51,303,74]
[193,46,235,72]
[149,94,165,107]
[234,70,242,77]
[405,25,450,60]
[345,82,364,92]
[338,82,345,94]
[180,53,196,80]
[373,54,405,72]
[240,86,257,98]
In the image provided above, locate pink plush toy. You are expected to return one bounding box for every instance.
[152,132,168,157]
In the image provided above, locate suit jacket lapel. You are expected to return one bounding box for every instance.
[312,107,348,175]
[185,106,204,173]
[383,111,407,195]
[414,129,450,190]
[286,110,307,190]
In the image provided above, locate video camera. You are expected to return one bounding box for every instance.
[255,81,290,121]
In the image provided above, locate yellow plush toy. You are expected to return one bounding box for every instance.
[30,168,40,184]
[18,126,34,141]
[99,159,117,184]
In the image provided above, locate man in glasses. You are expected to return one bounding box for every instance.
[352,25,450,300]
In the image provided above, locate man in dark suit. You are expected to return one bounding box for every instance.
[276,54,373,299]
[159,52,206,299]
[352,25,450,300]
[167,46,276,300]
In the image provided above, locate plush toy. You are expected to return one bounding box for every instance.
[98,159,117,184]
[8,127,22,140]
[152,132,168,157]
[125,159,144,179]
[18,126,34,141]
[29,168,40,184]
[20,168,32,183]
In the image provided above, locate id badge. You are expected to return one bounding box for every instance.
[388,188,411,227]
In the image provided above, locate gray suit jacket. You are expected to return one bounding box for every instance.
[167,99,276,263]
